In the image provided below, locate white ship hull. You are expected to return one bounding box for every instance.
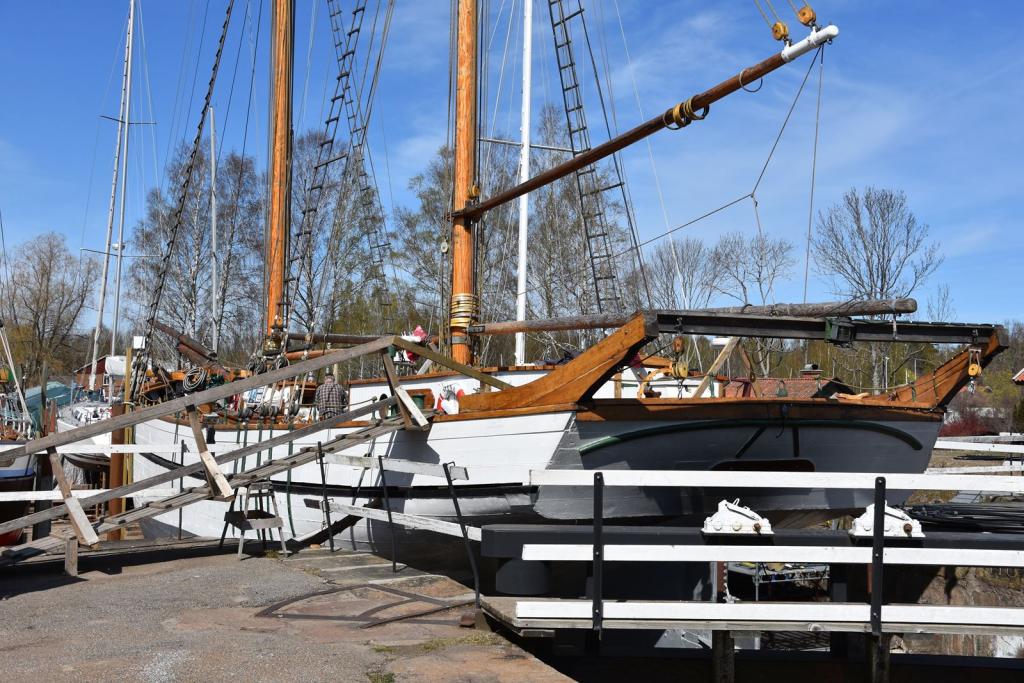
[131,405,939,548]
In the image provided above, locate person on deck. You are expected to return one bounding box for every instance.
[314,374,346,421]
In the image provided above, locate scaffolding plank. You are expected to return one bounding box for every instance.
[322,499,481,541]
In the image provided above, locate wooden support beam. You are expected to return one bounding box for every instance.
[186,406,233,499]
[0,335,396,465]
[380,352,429,429]
[48,449,99,547]
[64,536,78,577]
[735,343,759,397]
[381,353,415,430]
[391,336,511,390]
[695,338,738,398]
[0,397,397,538]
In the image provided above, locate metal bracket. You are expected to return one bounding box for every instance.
[702,499,773,536]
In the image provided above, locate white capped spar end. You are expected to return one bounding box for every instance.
[781,24,839,63]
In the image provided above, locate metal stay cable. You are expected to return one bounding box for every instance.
[130,0,236,401]
[802,46,825,303]
[751,45,820,196]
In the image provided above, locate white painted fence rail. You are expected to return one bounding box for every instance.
[514,600,1024,629]
[529,469,1024,493]
[933,440,1024,455]
[520,543,1024,567]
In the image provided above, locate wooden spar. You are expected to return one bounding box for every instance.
[153,320,231,376]
[449,0,479,365]
[468,299,918,336]
[284,331,392,346]
[264,0,293,347]
[456,25,838,222]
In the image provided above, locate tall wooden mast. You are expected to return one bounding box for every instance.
[449,0,479,365]
[264,0,294,352]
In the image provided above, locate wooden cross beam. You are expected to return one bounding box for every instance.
[381,352,429,430]
[186,405,234,499]
[694,337,739,398]
[47,449,99,547]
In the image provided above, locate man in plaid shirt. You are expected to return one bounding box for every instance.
[314,374,346,420]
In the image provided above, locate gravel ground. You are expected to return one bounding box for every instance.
[0,549,565,683]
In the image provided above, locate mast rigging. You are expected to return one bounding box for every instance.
[454,24,838,223]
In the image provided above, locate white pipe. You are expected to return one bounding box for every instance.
[110,0,135,362]
[514,0,533,366]
[88,0,134,392]
[780,24,839,63]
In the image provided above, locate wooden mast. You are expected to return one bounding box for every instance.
[449,0,479,365]
[264,0,294,353]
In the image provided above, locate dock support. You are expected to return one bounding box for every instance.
[712,630,734,683]
[64,536,78,577]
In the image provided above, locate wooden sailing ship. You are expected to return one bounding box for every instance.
[41,1,1008,544]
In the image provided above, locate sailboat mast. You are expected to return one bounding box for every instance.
[110,0,135,359]
[514,0,532,366]
[209,105,219,354]
[264,0,294,352]
[87,0,134,392]
[449,0,480,365]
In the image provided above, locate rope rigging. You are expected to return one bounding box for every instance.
[129,0,236,402]
[282,0,397,343]
[511,38,825,308]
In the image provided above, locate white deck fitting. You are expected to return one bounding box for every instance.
[529,469,1024,493]
[512,600,1024,631]
[520,544,1024,568]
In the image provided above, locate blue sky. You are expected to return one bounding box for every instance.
[0,0,1021,327]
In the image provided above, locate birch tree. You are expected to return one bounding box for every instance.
[813,187,942,391]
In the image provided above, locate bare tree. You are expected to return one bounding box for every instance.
[927,283,956,322]
[129,143,266,365]
[813,187,942,391]
[0,232,95,383]
[814,187,941,301]
[708,232,795,375]
[646,237,715,310]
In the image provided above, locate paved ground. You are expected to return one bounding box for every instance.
[0,543,568,683]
